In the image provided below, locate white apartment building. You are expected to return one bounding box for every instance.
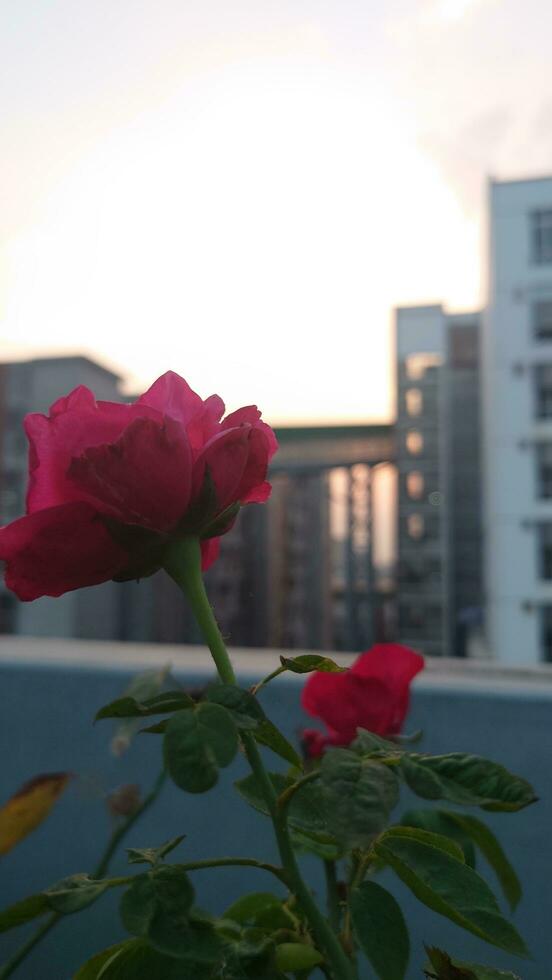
[397,175,552,665]
[484,176,552,665]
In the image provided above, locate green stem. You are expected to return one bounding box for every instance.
[165,536,236,685]
[0,768,167,980]
[165,537,355,980]
[176,856,288,884]
[324,860,341,931]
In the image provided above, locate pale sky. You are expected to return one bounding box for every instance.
[1,0,551,423]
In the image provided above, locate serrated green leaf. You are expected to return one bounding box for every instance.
[164,703,238,793]
[45,874,115,914]
[98,666,172,756]
[424,946,522,979]
[75,937,209,979]
[400,754,537,812]
[279,654,346,674]
[96,691,193,721]
[148,911,225,961]
[321,749,400,848]
[351,880,409,980]
[120,865,195,938]
[289,827,342,860]
[206,684,265,730]
[382,826,465,863]
[139,720,168,735]
[235,772,338,849]
[352,729,405,755]
[126,835,186,866]
[224,893,285,926]
[254,719,302,769]
[374,832,528,957]
[444,813,521,911]
[0,894,49,933]
[400,810,476,867]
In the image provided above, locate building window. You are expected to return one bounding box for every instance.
[533,300,552,341]
[531,210,552,265]
[541,605,552,662]
[406,471,425,499]
[407,513,424,539]
[538,523,552,580]
[406,430,424,455]
[534,364,552,418]
[536,443,552,498]
[405,388,423,416]
[405,352,442,380]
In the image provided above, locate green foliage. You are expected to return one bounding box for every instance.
[381,826,465,863]
[374,829,528,956]
[278,654,346,674]
[0,874,128,933]
[234,772,340,856]
[352,729,405,756]
[95,691,193,721]
[206,684,302,767]
[163,703,238,793]
[400,809,476,867]
[120,867,226,963]
[126,836,186,867]
[443,813,521,911]
[253,720,303,769]
[120,865,195,938]
[400,753,537,811]
[224,893,296,931]
[273,942,323,971]
[424,946,522,979]
[206,685,265,730]
[45,874,117,914]
[0,894,49,932]
[100,666,172,755]
[74,938,208,978]
[320,749,400,848]
[351,880,410,980]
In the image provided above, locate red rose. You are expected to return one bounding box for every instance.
[0,372,277,600]
[300,644,424,756]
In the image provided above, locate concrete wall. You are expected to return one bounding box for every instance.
[1,639,551,979]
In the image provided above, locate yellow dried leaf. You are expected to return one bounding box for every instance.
[0,772,72,856]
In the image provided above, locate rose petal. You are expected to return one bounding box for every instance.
[186,394,225,456]
[223,407,278,461]
[301,670,393,742]
[351,644,424,688]
[25,387,160,514]
[137,371,206,426]
[0,502,128,600]
[67,416,192,532]
[193,427,251,513]
[234,427,272,504]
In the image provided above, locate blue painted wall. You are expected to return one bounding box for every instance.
[0,651,550,979]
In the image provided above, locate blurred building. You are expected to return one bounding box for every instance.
[484,176,552,665]
[397,173,552,664]
[396,306,483,657]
